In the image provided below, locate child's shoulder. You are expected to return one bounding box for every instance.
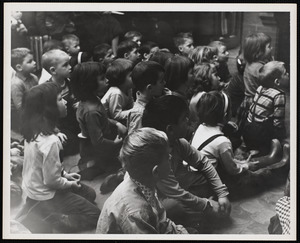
[34,134,62,152]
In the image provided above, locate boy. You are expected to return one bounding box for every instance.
[92,43,115,67]
[209,41,231,83]
[173,32,194,57]
[142,95,231,230]
[96,127,188,234]
[243,61,288,154]
[116,40,141,65]
[41,49,80,155]
[61,34,91,69]
[11,48,38,132]
[124,30,143,47]
[127,61,166,134]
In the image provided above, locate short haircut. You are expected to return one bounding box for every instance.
[149,51,174,68]
[120,127,168,182]
[93,43,111,62]
[106,58,134,87]
[62,34,79,48]
[117,40,139,58]
[139,41,159,57]
[142,94,189,133]
[192,63,218,93]
[124,30,142,40]
[70,61,106,101]
[43,39,63,53]
[188,46,217,65]
[243,32,272,63]
[259,61,286,88]
[197,91,225,126]
[164,55,194,91]
[131,61,165,92]
[208,41,226,51]
[41,49,69,72]
[173,32,193,48]
[11,48,32,70]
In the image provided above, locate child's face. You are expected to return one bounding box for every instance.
[123,71,134,90]
[53,54,71,79]
[150,71,166,97]
[211,70,221,90]
[132,36,142,47]
[172,111,189,139]
[19,54,36,75]
[264,42,273,60]
[179,38,194,56]
[96,74,108,97]
[57,93,67,118]
[278,69,290,89]
[217,45,229,63]
[127,48,141,64]
[67,40,80,56]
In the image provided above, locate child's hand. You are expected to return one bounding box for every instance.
[72,101,79,110]
[10,148,21,156]
[206,198,220,216]
[218,196,231,217]
[57,132,68,145]
[71,180,81,189]
[116,122,127,138]
[65,172,81,182]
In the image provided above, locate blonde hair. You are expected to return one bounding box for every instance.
[188,46,217,65]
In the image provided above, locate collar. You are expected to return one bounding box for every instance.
[131,177,157,206]
[15,72,31,82]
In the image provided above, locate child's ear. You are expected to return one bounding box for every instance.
[49,66,56,75]
[152,165,159,179]
[15,64,22,72]
[143,53,150,60]
[274,78,280,86]
[178,45,183,53]
[213,54,218,61]
[124,52,129,59]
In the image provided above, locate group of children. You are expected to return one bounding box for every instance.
[10,28,290,234]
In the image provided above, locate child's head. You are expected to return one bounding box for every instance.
[117,40,141,64]
[71,61,107,101]
[164,55,194,91]
[173,32,194,56]
[120,127,170,185]
[243,32,272,64]
[62,34,81,56]
[197,91,231,126]
[124,31,143,46]
[259,61,289,89]
[139,41,160,61]
[149,50,174,68]
[142,94,189,140]
[93,43,114,63]
[188,46,218,65]
[192,63,220,93]
[21,82,66,142]
[11,48,36,75]
[43,39,63,53]
[132,61,165,96]
[208,41,229,63]
[106,58,134,90]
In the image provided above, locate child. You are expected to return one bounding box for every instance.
[96,127,188,234]
[149,50,174,68]
[139,41,160,62]
[11,48,38,133]
[116,40,141,65]
[101,58,134,124]
[173,32,194,57]
[124,30,143,47]
[70,62,127,180]
[41,49,80,156]
[208,41,231,83]
[127,61,166,134]
[164,55,194,99]
[188,46,217,65]
[18,82,100,233]
[142,95,231,230]
[237,32,273,131]
[61,34,91,69]
[92,43,115,67]
[243,61,288,155]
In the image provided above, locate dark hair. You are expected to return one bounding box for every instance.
[71,62,106,101]
[43,39,63,53]
[259,61,286,88]
[197,91,226,126]
[11,48,32,70]
[106,58,133,87]
[243,32,272,63]
[149,51,174,68]
[139,41,159,57]
[93,43,111,62]
[117,40,139,58]
[173,32,193,47]
[120,127,168,182]
[21,82,61,142]
[142,94,188,133]
[164,55,194,91]
[132,61,165,92]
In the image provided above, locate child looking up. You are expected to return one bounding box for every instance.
[127,61,166,134]
[70,62,127,180]
[11,48,38,133]
[124,30,143,47]
[116,40,141,65]
[92,43,114,67]
[173,32,194,57]
[243,61,288,154]
[96,127,188,234]
[101,58,134,124]
[19,82,100,233]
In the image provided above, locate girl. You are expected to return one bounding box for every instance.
[101,58,134,124]
[20,82,100,233]
[70,62,127,180]
[188,46,217,66]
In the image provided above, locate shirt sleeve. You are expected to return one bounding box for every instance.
[127,110,143,134]
[11,81,25,110]
[273,92,286,139]
[108,93,131,121]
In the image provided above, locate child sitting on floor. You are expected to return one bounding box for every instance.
[101,58,134,124]
[96,127,189,234]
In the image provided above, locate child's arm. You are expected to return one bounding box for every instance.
[11,82,25,110]
[108,93,133,121]
[273,92,286,140]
